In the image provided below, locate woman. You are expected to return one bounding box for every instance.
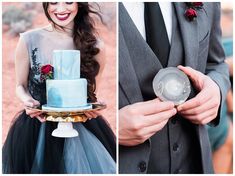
[3,2,116,174]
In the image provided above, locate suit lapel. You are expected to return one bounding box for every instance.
[119,3,162,70]
[119,3,143,103]
[174,2,199,68]
[167,3,183,67]
[119,3,163,103]
[119,28,143,103]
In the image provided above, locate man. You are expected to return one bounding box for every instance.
[119,2,230,174]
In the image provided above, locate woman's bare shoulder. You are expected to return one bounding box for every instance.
[20,25,50,38]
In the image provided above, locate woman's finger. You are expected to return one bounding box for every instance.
[24,99,40,108]
[24,101,34,107]
[84,111,99,119]
[26,110,42,117]
[36,115,46,123]
[84,112,93,119]
[90,111,101,117]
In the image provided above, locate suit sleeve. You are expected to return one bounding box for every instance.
[205,3,230,126]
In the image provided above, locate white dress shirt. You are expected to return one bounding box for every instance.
[123,2,172,44]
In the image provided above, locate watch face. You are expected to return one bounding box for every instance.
[152,67,191,105]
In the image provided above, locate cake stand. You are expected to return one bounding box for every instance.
[26,103,106,138]
[52,122,78,138]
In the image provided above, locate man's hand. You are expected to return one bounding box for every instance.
[177,65,221,125]
[119,98,176,146]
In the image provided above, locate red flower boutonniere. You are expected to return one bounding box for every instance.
[185,2,203,21]
[40,64,54,81]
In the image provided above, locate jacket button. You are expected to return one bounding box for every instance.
[138,161,147,172]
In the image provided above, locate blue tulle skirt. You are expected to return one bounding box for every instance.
[3,111,116,174]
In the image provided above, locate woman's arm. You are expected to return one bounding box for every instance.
[15,35,33,103]
[15,35,44,121]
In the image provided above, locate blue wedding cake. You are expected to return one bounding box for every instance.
[42,50,92,111]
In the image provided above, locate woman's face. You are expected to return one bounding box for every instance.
[48,2,78,28]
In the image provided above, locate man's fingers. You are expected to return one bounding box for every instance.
[182,107,217,123]
[177,65,197,80]
[179,98,217,115]
[143,119,169,136]
[134,98,175,115]
[125,119,169,144]
[200,116,216,125]
[177,65,204,90]
[119,138,146,146]
[177,90,211,111]
[142,108,177,127]
[178,65,203,81]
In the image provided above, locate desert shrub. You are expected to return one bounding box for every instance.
[3,5,34,36]
[22,2,37,10]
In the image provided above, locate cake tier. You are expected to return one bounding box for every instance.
[46,79,88,108]
[53,50,80,80]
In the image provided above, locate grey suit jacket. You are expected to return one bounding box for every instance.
[119,2,230,174]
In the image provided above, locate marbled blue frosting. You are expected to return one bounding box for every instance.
[47,79,88,108]
[53,50,80,80]
[44,50,88,108]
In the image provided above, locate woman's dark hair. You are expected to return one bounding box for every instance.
[42,2,102,102]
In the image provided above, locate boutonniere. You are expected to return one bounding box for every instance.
[185,2,203,21]
[40,64,54,81]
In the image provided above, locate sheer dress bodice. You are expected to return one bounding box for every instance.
[21,27,75,104]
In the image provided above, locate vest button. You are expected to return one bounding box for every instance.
[173,143,179,151]
[138,161,147,172]
[174,169,182,174]
[171,118,177,124]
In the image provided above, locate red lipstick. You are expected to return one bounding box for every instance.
[55,13,70,21]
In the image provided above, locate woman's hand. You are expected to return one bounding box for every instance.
[84,101,105,120]
[24,98,46,122]
[84,111,101,120]
[15,36,45,122]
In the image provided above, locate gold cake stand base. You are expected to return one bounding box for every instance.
[26,103,106,122]
[46,114,88,123]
